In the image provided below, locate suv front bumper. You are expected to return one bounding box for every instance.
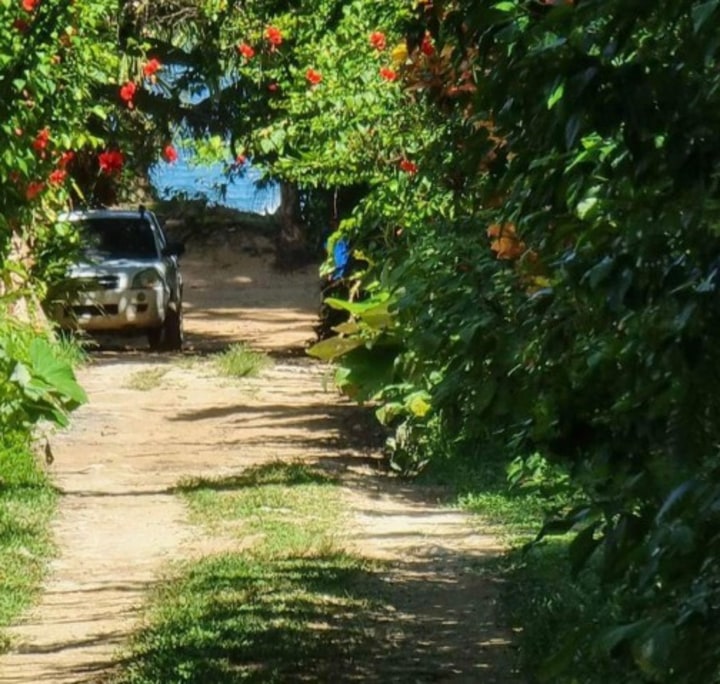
[53,286,167,332]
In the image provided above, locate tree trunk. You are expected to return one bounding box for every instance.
[1,230,50,329]
[275,181,311,269]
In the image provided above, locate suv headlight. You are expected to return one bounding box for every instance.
[131,268,162,289]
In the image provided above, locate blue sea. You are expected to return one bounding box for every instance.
[149,154,280,215]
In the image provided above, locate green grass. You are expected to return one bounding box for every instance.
[0,432,57,652]
[420,448,576,541]
[212,343,272,379]
[114,462,389,684]
[53,329,90,366]
[177,461,342,557]
[124,367,169,391]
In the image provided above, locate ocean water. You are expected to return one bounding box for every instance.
[149,155,281,215]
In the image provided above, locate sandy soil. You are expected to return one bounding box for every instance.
[0,228,519,683]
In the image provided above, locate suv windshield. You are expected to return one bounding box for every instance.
[79,218,159,260]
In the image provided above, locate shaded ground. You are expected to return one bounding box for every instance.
[0,221,519,683]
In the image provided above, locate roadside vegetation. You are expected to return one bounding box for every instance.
[0,433,57,653]
[2,0,719,681]
[212,343,273,380]
[0,311,86,650]
[113,462,387,683]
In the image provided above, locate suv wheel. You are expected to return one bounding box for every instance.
[147,300,183,351]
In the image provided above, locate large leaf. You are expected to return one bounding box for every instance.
[28,338,87,404]
[307,335,365,361]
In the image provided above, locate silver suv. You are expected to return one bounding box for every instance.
[52,207,185,351]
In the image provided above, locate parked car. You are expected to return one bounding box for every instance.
[51,207,185,351]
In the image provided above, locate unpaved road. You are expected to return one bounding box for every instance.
[0,229,519,683]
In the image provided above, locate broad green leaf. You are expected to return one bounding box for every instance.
[405,391,431,418]
[692,0,719,32]
[547,82,564,110]
[9,361,31,387]
[307,335,365,360]
[28,338,87,404]
[598,619,653,655]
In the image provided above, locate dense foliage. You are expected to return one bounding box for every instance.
[3,0,720,680]
[237,0,720,680]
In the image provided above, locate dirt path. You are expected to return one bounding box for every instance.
[0,230,519,683]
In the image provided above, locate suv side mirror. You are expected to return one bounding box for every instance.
[163,241,185,258]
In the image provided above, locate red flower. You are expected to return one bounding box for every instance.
[237,42,255,59]
[49,169,67,185]
[306,68,322,85]
[268,82,278,92]
[162,144,178,163]
[142,58,161,77]
[379,67,397,82]
[22,0,38,12]
[58,150,75,167]
[420,33,435,56]
[235,154,246,166]
[119,81,136,106]
[399,159,418,175]
[369,31,386,51]
[32,128,50,153]
[98,149,124,174]
[265,26,282,46]
[26,181,44,200]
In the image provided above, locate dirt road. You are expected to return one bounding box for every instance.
[0,227,518,683]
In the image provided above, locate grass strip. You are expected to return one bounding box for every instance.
[0,432,57,652]
[115,461,389,684]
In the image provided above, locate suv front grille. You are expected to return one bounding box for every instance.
[71,305,119,317]
[93,275,119,290]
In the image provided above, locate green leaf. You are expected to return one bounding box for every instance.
[547,82,564,110]
[307,335,365,361]
[9,361,31,387]
[692,0,719,32]
[632,623,675,678]
[405,391,431,418]
[28,338,87,404]
[598,619,653,655]
[537,628,585,682]
[582,256,615,289]
[568,523,601,576]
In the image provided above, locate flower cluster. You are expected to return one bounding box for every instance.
[26,181,44,200]
[119,81,136,108]
[98,149,124,175]
[370,31,386,51]
[306,68,322,86]
[32,128,51,155]
[487,223,526,260]
[379,67,397,82]
[22,145,75,200]
[265,26,282,47]
[237,42,255,59]
[47,149,75,186]
[420,33,434,56]
[162,144,178,163]
[49,169,67,186]
[143,58,161,78]
[22,0,38,12]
